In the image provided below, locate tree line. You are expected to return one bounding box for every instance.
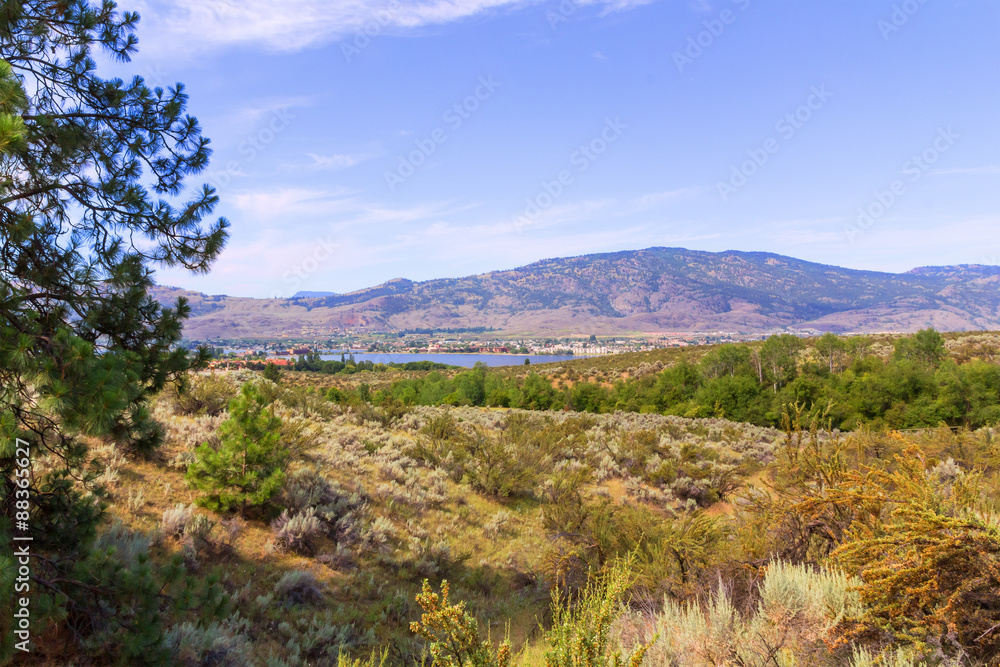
[376,330,1000,430]
[288,352,455,375]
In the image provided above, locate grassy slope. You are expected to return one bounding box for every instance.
[66,331,1000,666]
[91,381,781,665]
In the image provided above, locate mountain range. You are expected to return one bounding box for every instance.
[151,247,1000,339]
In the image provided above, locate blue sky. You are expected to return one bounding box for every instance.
[124,0,999,298]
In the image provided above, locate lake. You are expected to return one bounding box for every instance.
[288,352,589,368]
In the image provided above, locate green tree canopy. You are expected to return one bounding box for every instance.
[262,361,282,382]
[760,334,803,392]
[893,328,946,366]
[815,332,846,373]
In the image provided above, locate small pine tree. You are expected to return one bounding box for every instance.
[262,362,282,383]
[186,383,288,515]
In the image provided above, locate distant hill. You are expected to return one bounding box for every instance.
[150,248,1000,339]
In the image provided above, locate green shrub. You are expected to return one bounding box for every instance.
[463,425,538,498]
[421,411,461,441]
[540,468,593,535]
[462,413,560,498]
[274,570,325,606]
[41,526,228,664]
[173,375,238,416]
[164,615,251,667]
[353,399,409,427]
[277,611,372,663]
[543,490,725,599]
[271,508,325,554]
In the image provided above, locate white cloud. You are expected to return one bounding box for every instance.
[135,0,655,55]
[231,187,357,218]
[222,97,314,127]
[227,186,476,232]
[305,152,374,170]
[586,0,656,16]
[136,0,525,54]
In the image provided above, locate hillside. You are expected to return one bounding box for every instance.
[55,334,1000,665]
[151,248,1000,338]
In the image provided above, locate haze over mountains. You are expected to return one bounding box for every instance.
[152,248,1000,340]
